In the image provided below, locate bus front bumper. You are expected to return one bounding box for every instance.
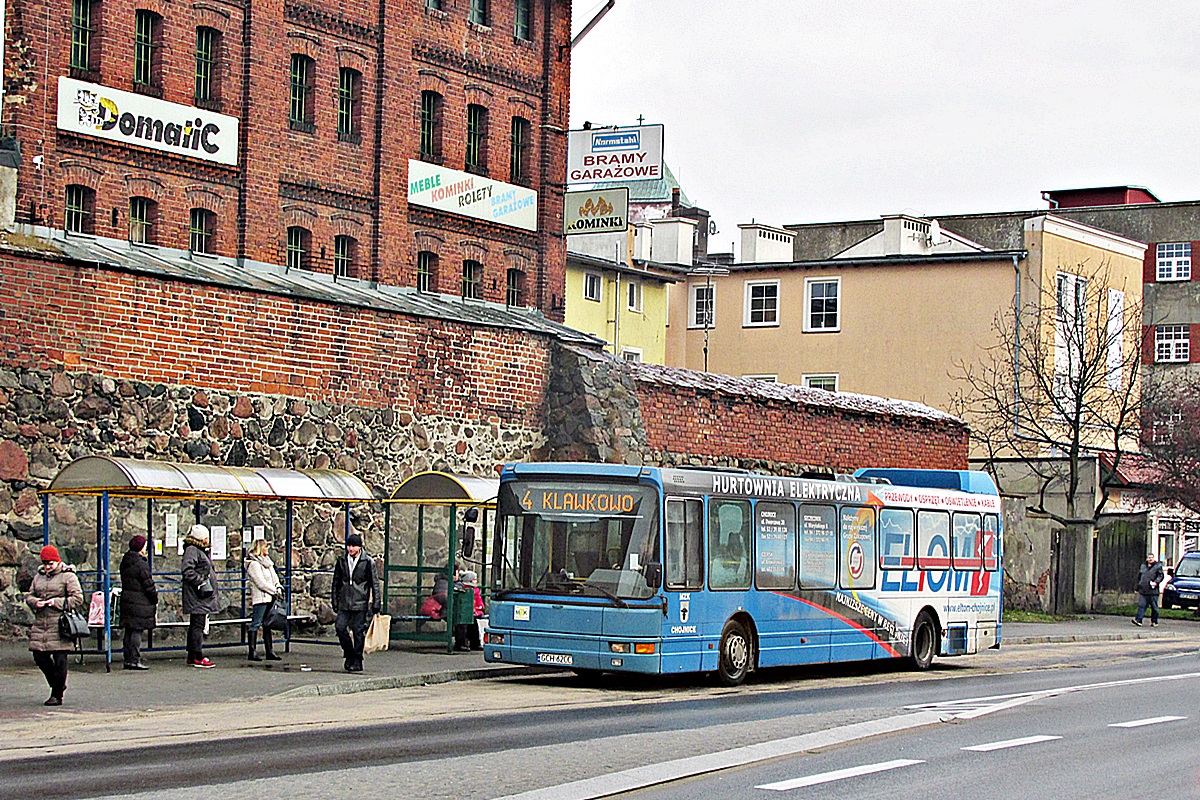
[483,628,662,673]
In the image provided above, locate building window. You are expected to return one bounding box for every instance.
[1155,324,1190,363]
[425,0,440,8]
[189,208,215,254]
[514,0,531,39]
[70,0,95,72]
[805,277,840,332]
[194,27,220,105]
[337,68,362,143]
[466,104,488,173]
[417,250,438,293]
[462,260,483,300]
[289,54,315,131]
[627,280,642,312]
[469,0,487,26]
[510,117,530,184]
[128,196,156,244]
[744,280,779,327]
[1157,242,1192,281]
[506,268,525,307]
[64,185,95,234]
[583,272,602,302]
[803,374,839,391]
[334,235,356,278]
[689,284,714,328]
[133,10,162,91]
[286,226,311,270]
[420,91,443,162]
[621,347,643,363]
[743,374,778,382]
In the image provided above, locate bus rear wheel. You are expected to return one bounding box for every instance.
[717,620,751,686]
[910,611,937,671]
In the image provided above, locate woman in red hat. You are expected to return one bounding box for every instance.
[25,544,84,705]
[119,534,158,670]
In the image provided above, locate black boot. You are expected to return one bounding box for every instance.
[263,630,282,661]
[248,631,262,661]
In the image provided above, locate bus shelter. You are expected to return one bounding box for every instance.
[384,472,498,652]
[41,455,374,669]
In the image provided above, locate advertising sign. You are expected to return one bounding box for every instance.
[564,187,629,234]
[567,124,664,183]
[407,160,537,232]
[56,77,239,166]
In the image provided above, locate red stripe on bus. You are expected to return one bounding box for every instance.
[776,593,902,658]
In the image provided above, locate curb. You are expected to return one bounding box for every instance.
[276,664,546,698]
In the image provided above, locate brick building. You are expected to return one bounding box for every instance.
[5,0,570,312]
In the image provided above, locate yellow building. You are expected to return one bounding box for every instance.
[565,247,676,364]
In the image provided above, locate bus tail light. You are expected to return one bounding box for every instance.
[485,632,505,645]
[634,643,656,655]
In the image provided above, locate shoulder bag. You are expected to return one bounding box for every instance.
[58,580,90,642]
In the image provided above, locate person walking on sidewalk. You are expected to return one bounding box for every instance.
[331,533,381,673]
[25,545,84,706]
[245,538,283,662]
[1133,551,1165,627]
[119,535,158,670]
[181,524,221,668]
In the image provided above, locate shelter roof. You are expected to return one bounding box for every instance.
[388,471,499,506]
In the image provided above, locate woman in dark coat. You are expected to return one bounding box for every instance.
[25,545,84,706]
[119,534,157,670]
[181,524,221,668]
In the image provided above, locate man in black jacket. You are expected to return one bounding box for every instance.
[1133,552,1165,627]
[331,533,381,672]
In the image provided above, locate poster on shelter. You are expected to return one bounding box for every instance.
[210,525,227,562]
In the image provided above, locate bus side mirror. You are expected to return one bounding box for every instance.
[644,562,662,590]
[462,526,476,559]
[1167,567,1175,577]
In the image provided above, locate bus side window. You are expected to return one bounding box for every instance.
[879,509,914,569]
[839,506,876,590]
[982,514,1000,570]
[666,498,704,590]
[917,510,951,570]
[709,499,751,590]
[952,513,982,571]
[754,501,796,590]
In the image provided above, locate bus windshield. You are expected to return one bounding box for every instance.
[493,481,660,601]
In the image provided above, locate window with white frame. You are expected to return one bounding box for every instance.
[1054,272,1087,392]
[743,374,777,382]
[690,284,714,328]
[744,280,779,326]
[804,277,840,331]
[627,279,642,312]
[1157,242,1192,281]
[1106,289,1124,391]
[1155,324,1190,362]
[583,272,602,302]
[803,374,838,391]
[620,347,642,363]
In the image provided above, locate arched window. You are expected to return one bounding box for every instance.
[462,260,482,300]
[133,10,163,93]
[195,27,221,106]
[510,117,530,185]
[286,226,311,270]
[289,54,315,131]
[337,68,362,143]
[420,91,443,161]
[65,185,95,234]
[417,250,438,293]
[334,235,357,278]
[506,268,525,307]
[190,208,216,254]
[466,104,488,173]
[129,196,157,244]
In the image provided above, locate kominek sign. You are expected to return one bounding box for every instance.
[567,124,663,183]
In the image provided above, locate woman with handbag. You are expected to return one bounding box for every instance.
[245,538,283,662]
[181,524,220,669]
[25,545,84,706]
[119,534,157,670]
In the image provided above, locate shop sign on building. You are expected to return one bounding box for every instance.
[407,160,538,232]
[564,188,629,234]
[567,124,664,183]
[56,77,239,166]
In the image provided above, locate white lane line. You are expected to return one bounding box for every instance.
[756,759,924,791]
[1109,716,1187,728]
[962,734,1062,752]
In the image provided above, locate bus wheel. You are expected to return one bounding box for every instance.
[717,621,751,686]
[910,611,937,671]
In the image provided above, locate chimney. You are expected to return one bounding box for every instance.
[671,187,680,214]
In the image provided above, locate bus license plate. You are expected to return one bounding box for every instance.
[1179,592,1198,600]
[537,652,573,666]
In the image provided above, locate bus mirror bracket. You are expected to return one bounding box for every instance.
[644,562,662,591]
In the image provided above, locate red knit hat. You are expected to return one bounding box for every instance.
[40,545,60,562]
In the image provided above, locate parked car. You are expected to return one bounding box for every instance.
[1162,552,1200,610]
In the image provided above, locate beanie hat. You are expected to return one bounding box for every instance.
[40,545,61,562]
[345,533,363,547]
[190,524,210,541]
[461,570,478,586]
[129,535,148,553]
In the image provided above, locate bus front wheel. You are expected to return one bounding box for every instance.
[910,611,937,671]
[717,620,751,686]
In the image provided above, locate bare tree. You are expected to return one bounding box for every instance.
[952,260,1149,613]
[1141,374,1200,516]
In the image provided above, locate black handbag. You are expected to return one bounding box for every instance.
[58,582,89,642]
[264,600,288,632]
[196,575,215,598]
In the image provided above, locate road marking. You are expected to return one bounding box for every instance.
[962,734,1061,752]
[1109,716,1186,728]
[756,759,924,791]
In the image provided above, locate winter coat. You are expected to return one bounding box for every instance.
[1137,560,1165,596]
[331,552,380,614]
[181,536,222,615]
[246,553,283,606]
[469,585,485,618]
[26,563,84,652]
[119,549,158,630]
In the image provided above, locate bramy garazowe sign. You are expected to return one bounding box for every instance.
[407,160,538,232]
[567,124,664,183]
[56,77,239,166]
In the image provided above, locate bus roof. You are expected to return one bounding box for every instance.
[853,468,998,496]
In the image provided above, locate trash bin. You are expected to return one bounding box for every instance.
[451,587,475,626]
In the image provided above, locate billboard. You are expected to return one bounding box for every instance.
[56,77,239,166]
[407,160,538,232]
[567,124,664,183]
[564,187,629,235]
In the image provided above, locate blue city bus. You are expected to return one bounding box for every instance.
[484,462,1002,685]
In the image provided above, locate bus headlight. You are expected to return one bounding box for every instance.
[609,642,631,653]
[485,632,505,645]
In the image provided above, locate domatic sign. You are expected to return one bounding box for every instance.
[407,160,538,232]
[567,124,664,183]
[564,187,629,235]
[56,77,239,166]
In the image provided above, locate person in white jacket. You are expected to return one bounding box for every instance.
[245,539,284,661]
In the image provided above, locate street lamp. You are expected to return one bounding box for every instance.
[690,265,729,372]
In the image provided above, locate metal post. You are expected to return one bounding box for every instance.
[240,500,248,645]
[285,499,293,651]
[447,504,458,653]
[41,494,49,545]
[382,502,391,612]
[101,491,111,672]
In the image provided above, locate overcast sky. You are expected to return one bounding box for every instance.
[569,1,1200,256]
